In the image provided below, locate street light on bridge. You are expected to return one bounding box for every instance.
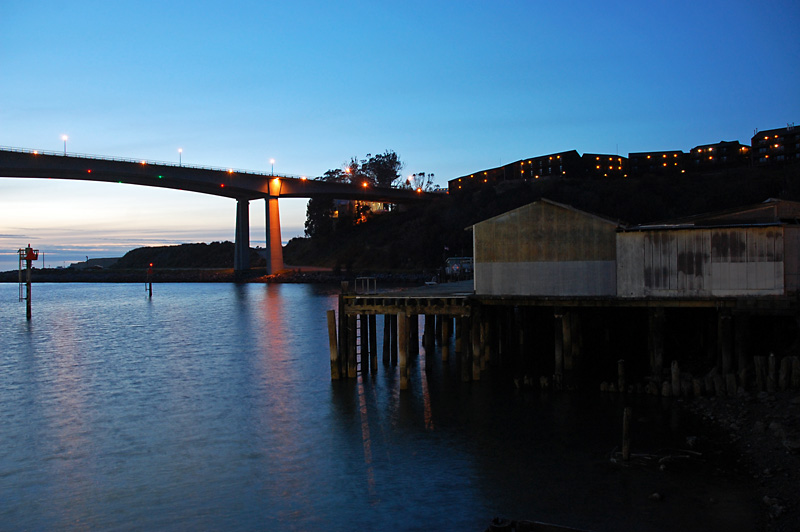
[61,135,68,155]
[270,158,275,175]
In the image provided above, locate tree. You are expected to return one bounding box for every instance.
[403,172,435,191]
[363,150,404,187]
[304,150,407,237]
[304,197,335,238]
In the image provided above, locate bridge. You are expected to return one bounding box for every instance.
[0,147,435,274]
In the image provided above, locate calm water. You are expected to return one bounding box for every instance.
[1,283,758,531]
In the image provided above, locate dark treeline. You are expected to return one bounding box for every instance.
[284,162,800,272]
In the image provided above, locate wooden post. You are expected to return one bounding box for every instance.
[754,356,766,392]
[425,315,435,370]
[441,316,450,362]
[398,312,409,390]
[622,407,632,461]
[369,314,378,373]
[768,353,777,393]
[359,314,369,374]
[338,291,348,377]
[390,314,398,366]
[408,314,419,357]
[327,310,340,380]
[455,317,463,354]
[472,310,482,380]
[347,315,357,378]
[382,314,391,365]
[671,360,680,397]
[553,309,564,391]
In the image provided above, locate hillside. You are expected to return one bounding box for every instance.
[283,163,800,271]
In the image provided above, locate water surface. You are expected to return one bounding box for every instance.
[0,283,758,531]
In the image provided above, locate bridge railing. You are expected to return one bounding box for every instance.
[0,145,302,179]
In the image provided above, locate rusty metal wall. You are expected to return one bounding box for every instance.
[617,226,790,297]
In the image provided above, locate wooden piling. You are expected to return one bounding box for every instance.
[369,314,378,373]
[382,314,391,365]
[327,310,340,380]
[768,353,777,393]
[553,310,564,391]
[471,311,482,380]
[461,318,471,382]
[441,316,450,362]
[398,312,409,390]
[671,360,680,397]
[347,315,357,378]
[622,407,632,461]
[390,314,398,366]
[754,356,766,392]
[359,314,369,374]
[455,317,463,354]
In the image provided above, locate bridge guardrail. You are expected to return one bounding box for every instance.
[0,145,302,179]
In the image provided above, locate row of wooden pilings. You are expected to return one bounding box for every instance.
[326,284,487,389]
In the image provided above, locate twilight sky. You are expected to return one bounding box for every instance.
[1,0,799,271]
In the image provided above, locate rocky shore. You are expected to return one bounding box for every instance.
[686,391,800,532]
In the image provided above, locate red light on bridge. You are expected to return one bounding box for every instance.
[87,169,92,173]
[220,184,225,188]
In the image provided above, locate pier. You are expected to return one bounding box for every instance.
[331,281,800,397]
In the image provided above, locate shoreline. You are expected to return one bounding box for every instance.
[0,267,437,285]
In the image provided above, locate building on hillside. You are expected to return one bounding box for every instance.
[617,198,800,298]
[628,150,685,176]
[751,124,800,166]
[448,151,584,194]
[472,199,620,296]
[581,153,628,178]
[688,141,750,171]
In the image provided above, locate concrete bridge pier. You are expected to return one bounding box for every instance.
[233,191,284,275]
[234,198,250,273]
[265,195,284,275]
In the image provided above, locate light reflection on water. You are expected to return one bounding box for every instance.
[0,283,758,531]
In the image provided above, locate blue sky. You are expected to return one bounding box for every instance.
[1,0,799,270]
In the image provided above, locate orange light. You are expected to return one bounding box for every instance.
[362,182,368,188]
[416,187,422,193]
[220,183,225,187]
[228,169,233,174]
[87,169,92,173]
[647,155,651,159]
[141,160,146,165]
[32,150,38,155]
[300,176,307,180]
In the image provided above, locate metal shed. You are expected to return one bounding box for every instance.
[617,199,800,297]
[473,199,620,296]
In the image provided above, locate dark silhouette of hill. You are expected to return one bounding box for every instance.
[284,163,800,271]
[112,242,264,269]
